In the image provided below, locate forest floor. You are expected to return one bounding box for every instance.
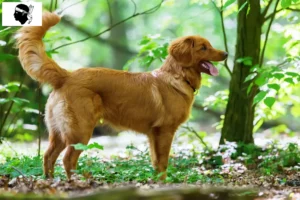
[0,130,299,199]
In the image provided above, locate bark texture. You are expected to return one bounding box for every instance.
[220,0,262,144]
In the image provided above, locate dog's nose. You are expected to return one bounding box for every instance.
[223,52,228,58]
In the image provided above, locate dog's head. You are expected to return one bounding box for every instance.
[168,35,228,76]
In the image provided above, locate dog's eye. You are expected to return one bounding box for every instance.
[201,46,207,51]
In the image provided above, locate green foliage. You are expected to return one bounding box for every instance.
[259,143,300,175]
[0,81,40,141]
[240,54,300,132]
[247,59,300,107]
[72,142,104,151]
[0,143,298,183]
[0,156,43,177]
[0,54,16,62]
[204,141,300,175]
[280,0,300,8]
[236,57,253,66]
[124,34,169,71]
[222,0,236,10]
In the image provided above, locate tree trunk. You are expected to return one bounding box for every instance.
[109,0,131,70]
[220,0,262,144]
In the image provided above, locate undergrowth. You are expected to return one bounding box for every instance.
[0,142,299,184]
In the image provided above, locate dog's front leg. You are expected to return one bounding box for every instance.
[148,127,176,180]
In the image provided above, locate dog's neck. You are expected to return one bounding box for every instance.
[158,56,201,93]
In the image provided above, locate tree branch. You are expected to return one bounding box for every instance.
[182,125,208,148]
[259,0,280,67]
[130,0,137,15]
[52,0,164,51]
[210,0,232,77]
[193,103,221,117]
[264,4,300,22]
[287,8,300,12]
[106,0,113,25]
[261,0,274,17]
[60,18,137,55]
[56,0,86,15]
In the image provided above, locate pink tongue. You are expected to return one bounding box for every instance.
[203,61,219,76]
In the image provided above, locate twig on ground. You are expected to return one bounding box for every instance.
[12,166,26,177]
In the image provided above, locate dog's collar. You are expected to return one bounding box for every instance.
[185,80,198,95]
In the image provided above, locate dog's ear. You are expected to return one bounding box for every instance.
[169,37,194,66]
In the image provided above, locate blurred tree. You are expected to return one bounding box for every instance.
[108,0,131,69]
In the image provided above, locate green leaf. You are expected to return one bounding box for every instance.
[244,73,256,82]
[273,73,284,80]
[139,36,151,45]
[254,75,268,86]
[281,0,292,8]
[267,83,280,91]
[23,107,39,114]
[0,85,5,92]
[222,0,236,10]
[253,91,267,105]
[5,82,21,92]
[250,64,259,73]
[238,1,248,13]
[0,98,10,104]
[72,143,89,150]
[253,118,264,133]
[236,57,252,66]
[291,105,300,117]
[87,142,104,150]
[0,53,16,61]
[140,55,154,68]
[10,97,29,105]
[286,72,298,77]
[264,97,276,108]
[247,82,253,95]
[284,77,294,84]
[72,142,104,151]
[46,50,58,58]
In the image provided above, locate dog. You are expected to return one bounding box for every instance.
[17,12,227,180]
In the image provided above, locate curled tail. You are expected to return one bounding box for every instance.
[17,12,69,89]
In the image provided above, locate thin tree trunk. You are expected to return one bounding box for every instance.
[109,0,131,70]
[220,0,262,144]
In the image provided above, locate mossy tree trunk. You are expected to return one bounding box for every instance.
[220,0,262,144]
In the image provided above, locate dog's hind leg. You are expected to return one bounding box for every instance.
[43,131,66,178]
[62,129,93,180]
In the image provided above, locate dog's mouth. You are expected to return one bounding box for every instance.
[199,61,219,76]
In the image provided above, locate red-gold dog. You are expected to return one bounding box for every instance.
[17,12,227,180]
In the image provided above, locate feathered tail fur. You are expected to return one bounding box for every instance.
[17,12,69,89]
